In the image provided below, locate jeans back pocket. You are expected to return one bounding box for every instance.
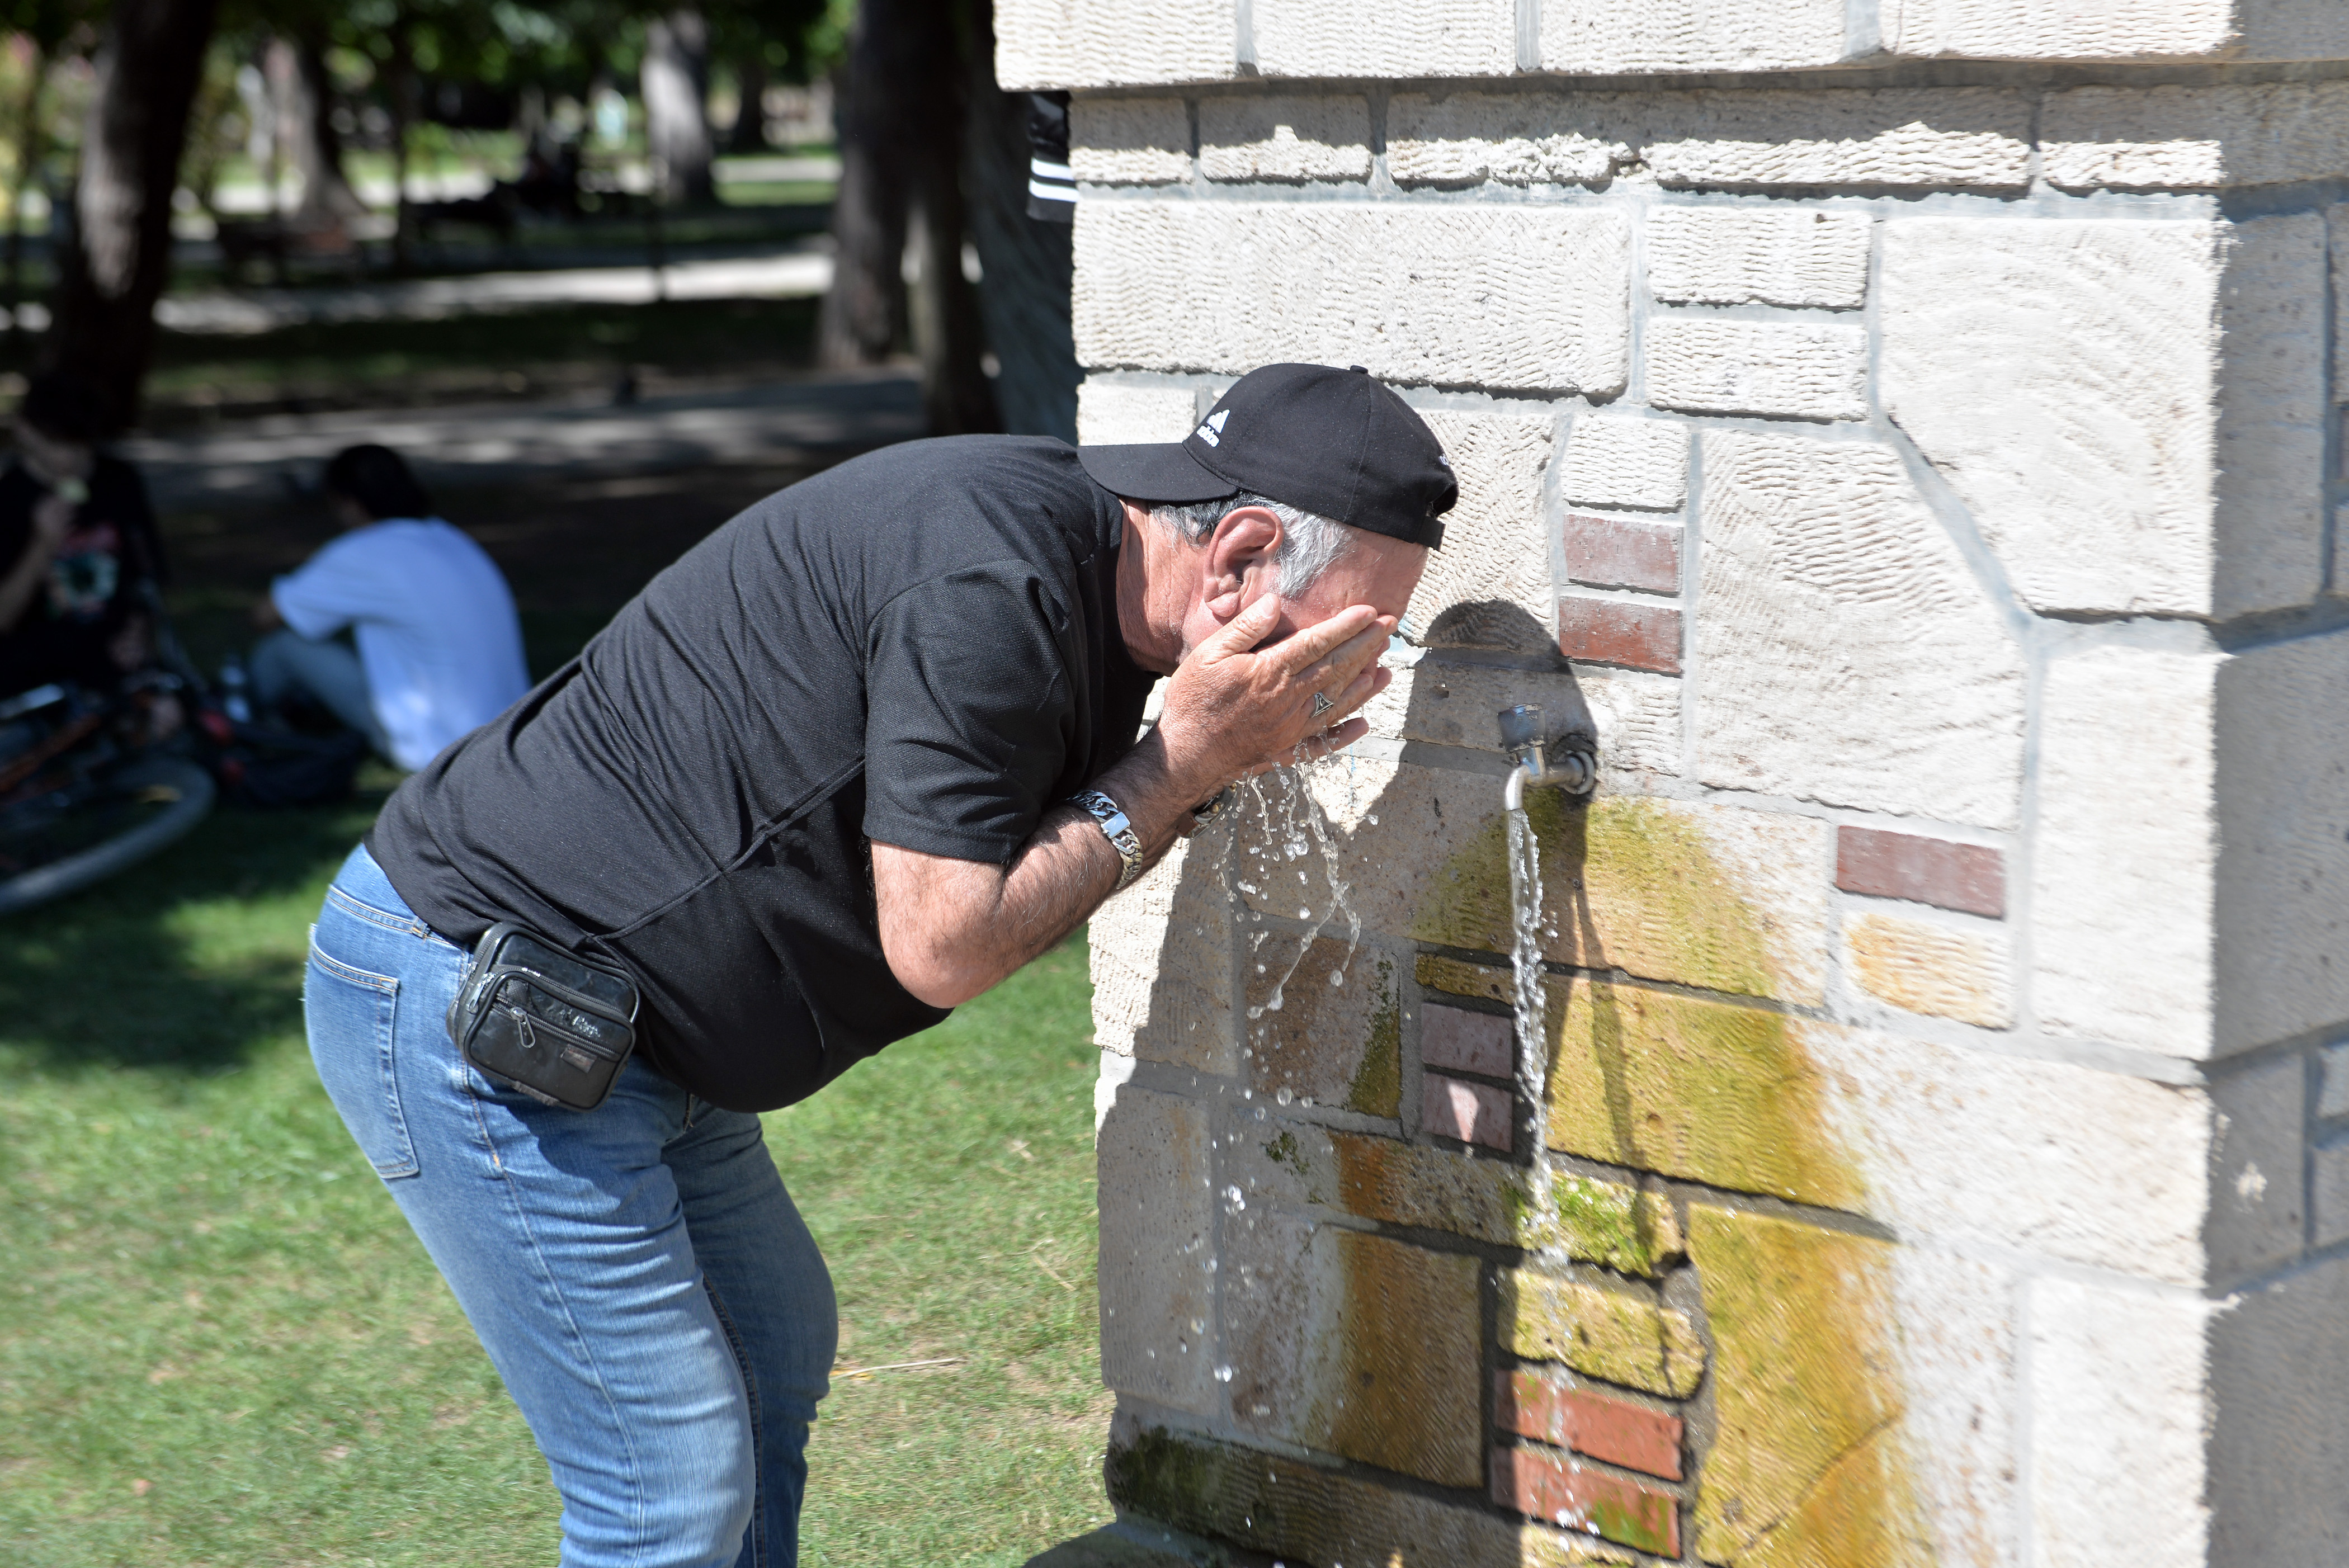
[305,943,419,1179]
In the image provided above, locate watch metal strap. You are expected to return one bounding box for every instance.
[1070,788,1146,890]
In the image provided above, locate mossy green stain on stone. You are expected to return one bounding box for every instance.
[1411,792,1801,1003]
[1346,957,1403,1115]
[1687,1206,1929,1567]
[1551,1174,1682,1278]
[1409,791,1922,1566]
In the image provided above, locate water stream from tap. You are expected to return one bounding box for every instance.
[1506,796,1552,1220]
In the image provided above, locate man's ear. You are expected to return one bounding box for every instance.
[1200,505,1282,623]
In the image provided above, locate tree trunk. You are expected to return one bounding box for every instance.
[962,0,1077,441]
[5,40,48,341]
[279,31,361,224]
[642,9,714,206]
[818,0,997,434]
[387,22,412,273]
[728,55,768,154]
[47,0,222,432]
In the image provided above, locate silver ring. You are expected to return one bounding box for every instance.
[1309,691,1336,719]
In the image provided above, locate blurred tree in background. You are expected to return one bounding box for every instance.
[0,0,1075,440]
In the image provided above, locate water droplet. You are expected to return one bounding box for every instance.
[1367,814,1379,825]
[1298,905,1312,918]
[1275,1087,1293,1106]
[1214,1364,1234,1382]
[1190,1318,1206,1334]
[1329,970,1343,987]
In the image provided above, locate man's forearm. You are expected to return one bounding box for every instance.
[871,729,1223,1008]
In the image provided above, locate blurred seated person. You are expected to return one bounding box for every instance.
[0,371,167,697]
[252,444,530,772]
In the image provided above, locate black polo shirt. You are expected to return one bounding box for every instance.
[369,436,1155,1111]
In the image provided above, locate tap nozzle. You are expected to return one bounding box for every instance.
[1499,705,1597,810]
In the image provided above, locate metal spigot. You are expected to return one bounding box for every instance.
[1499,705,1597,810]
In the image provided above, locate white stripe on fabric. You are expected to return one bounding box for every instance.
[1028,179,1078,202]
[1029,158,1074,181]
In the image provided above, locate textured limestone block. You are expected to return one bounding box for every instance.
[1640,87,2032,188]
[1404,408,1559,653]
[1074,202,1632,393]
[2206,1055,2307,1281]
[1233,1118,1683,1272]
[1881,0,2234,58]
[2210,214,2329,619]
[2030,1277,2216,1568]
[1223,1211,1483,1485]
[1690,1208,2015,1568]
[1398,783,1833,1005]
[1096,1088,1218,1413]
[1695,431,2027,827]
[1465,971,2219,1280]
[1251,0,1516,79]
[1540,0,1845,73]
[1498,1269,1705,1397]
[1243,936,1400,1116]
[2323,1041,2349,1120]
[2312,1136,2349,1248]
[2208,1253,2349,1563]
[1844,910,2014,1028]
[995,0,1235,89]
[1392,87,2030,191]
[2044,82,2349,188]
[1557,415,1687,511]
[2215,630,2349,1053]
[2035,646,2218,1056]
[1885,218,2194,615]
[1645,319,1867,421]
[1090,832,1237,1073]
[1645,207,1872,309]
[1389,92,1631,186]
[1105,1424,1612,1568]
[1068,97,1191,184]
[1197,95,1370,182]
[1363,658,1682,779]
[1075,380,1197,446]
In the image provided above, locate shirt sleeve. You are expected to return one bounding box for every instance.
[861,563,1078,863]
[270,535,378,640]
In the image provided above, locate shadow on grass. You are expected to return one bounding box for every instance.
[0,779,393,1080]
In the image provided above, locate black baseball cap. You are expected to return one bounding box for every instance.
[1079,363,1457,549]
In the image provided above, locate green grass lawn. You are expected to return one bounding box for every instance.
[0,775,1112,1566]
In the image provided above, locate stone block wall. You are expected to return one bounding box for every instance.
[1025,4,2349,1562]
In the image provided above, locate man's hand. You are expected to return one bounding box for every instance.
[872,593,1395,1009]
[1150,593,1394,804]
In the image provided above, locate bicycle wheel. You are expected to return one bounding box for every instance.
[0,754,216,917]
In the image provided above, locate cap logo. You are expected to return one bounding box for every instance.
[1194,408,1230,447]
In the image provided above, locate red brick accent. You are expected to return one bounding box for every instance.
[1493,1444,1680,1557]
[1496,1370,1683,1480]
[1422,1072,1511,1151]
[1558,597,1682,674]
[1421,1004,1513,1079]
[1836,826,2006,918]
[1563,514,1682,595]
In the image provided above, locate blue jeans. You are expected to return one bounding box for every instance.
[304,844,836,1567]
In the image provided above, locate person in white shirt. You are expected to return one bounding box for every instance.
[252,444,530,772]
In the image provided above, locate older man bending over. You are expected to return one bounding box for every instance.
[302,362,1453,1568]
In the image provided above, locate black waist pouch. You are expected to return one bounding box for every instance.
[444,922,641,1111]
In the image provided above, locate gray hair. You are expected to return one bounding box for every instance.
[1148,491,1353,598]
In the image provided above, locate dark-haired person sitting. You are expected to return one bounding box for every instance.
[0,372,167,699]
[252,445,529,771]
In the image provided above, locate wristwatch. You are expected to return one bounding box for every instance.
[1070,788,1147,890]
